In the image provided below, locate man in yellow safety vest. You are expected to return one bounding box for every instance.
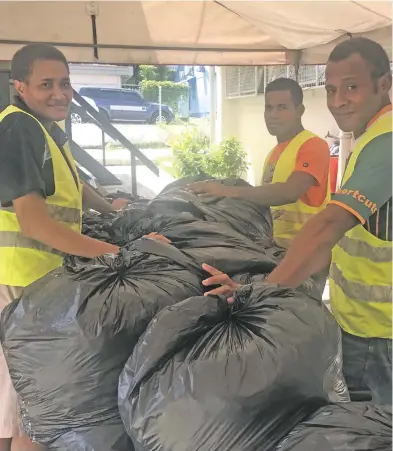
[189,77,331,251]
[202,37,392,405]
[0,44,126,451]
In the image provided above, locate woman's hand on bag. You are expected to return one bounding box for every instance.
[202,263,241,304]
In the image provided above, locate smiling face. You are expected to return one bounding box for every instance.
[325,53,390,137]
[14,59,73,122]
[264,90,304,142]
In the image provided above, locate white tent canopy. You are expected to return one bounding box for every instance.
[0,1,391,66]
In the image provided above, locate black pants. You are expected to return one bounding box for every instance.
[342,329,392,405]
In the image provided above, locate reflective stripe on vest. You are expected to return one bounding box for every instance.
[0,204,81,224]
[262,130,330,249]
[0,231,64,256]
[337,234,392,263]
[330,263,391,303]
[271,209,315,224]
[0,106,83,287]
[330,110,392,339]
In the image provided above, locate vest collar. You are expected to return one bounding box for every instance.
[353,104,392,146]
[367,104,392,129]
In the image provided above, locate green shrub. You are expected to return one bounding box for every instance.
[164,128,248,179]
[208,137,249,179]
[139,65,159,81]
[140,80,189,114]
[169,128,210,177]
[139,65,176,82]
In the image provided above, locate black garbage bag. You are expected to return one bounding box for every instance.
[51,422,134,451]
[108,207,150,245]
[158,174,213,194]
[149,179,273,245]
[81,207,149,246]
[157,175,251,195]
[124,213,278,275]
[119,283,345,451]
[233,271,323,302]
[147,188,210,219]
[276,403,392,451]
[82,178,272,249]
[0,241,203,450]
[105,190,148,203]
[125,213,326,301]
[81,210,117,242]
[198,196,272,246]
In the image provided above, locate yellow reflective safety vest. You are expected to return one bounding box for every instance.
[262,130,330,249]
[330,111,392,339]
[0,106,83,287]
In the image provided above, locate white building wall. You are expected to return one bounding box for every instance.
[70,73,121,92]
[221,82,340,185]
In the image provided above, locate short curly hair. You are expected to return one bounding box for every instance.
[11,43,69,81]
[328,37,391,82]
[265,78,303,106]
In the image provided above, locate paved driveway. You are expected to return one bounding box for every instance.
[71,122,188,149]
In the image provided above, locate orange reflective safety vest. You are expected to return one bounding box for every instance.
[262,130,330,249]
[0,106,82,287]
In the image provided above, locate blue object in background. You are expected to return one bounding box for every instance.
[175,66,210,118]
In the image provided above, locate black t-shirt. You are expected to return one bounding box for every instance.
[0,98,79,207]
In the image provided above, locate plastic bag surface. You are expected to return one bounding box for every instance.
[81,178,273,248]
[119,283,343,451]
[124,213,278,275]
[149,179,273,245]
[276,403,392,451]
[1,242,203,450]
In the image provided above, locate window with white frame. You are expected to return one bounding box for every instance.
[265,65,326,89]
[225,65,328,99]
[225,66,260,98]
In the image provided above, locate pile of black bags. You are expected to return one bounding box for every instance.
[1,177,389,451]
[1,241,203,449]
[119,284,345,451]
[82,178,273,249]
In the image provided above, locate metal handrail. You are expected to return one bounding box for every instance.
[73,90,160,196]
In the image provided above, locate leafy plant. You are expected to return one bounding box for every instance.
[169,128,210,177]
[139,65,177,82]
[208,137,249,179]
[140,80,189,114]
[161,128,248,179]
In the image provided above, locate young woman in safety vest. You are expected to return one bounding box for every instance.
[202,38,392,406]
[188,78,331,251]
[0,44,124,451]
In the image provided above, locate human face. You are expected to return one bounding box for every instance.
[264,90,303,142]
[325,53,389,137]
[14,59,73,122]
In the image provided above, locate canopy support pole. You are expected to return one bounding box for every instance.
[86,1,99,60]
[337,130,353,189]
[293,50,301,82]
[209,66,217,145]
[215,66,223,145]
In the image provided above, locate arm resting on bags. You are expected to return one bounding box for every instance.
[13,192,119,258]
[189,172,317,207]
[265,204,357,288]
[82,182,116,214]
